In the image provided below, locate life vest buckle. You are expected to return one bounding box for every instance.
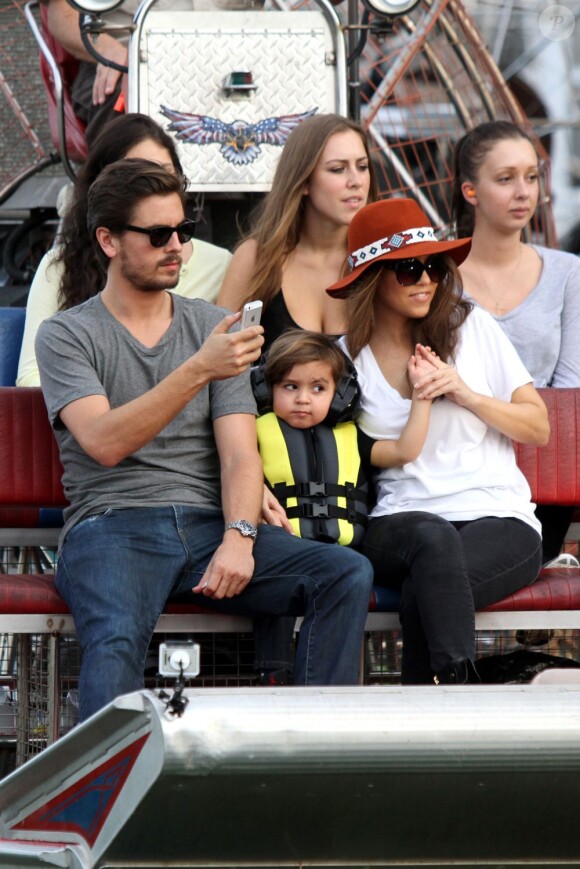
[302,503,330,518]
[297,482,327,497]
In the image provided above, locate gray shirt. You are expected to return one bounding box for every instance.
[466,245,580,387]
[36,294,256,542]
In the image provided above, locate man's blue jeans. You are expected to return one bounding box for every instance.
[56,505,374,720]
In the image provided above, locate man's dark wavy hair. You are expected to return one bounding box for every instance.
[54,113,184,309]
[87,158,187,269]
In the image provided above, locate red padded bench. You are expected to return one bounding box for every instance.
[2,387,580,635]
[0,386,254,635]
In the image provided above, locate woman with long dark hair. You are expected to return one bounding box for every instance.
[17,112,231,386]
[328,197,549,684]
[451,120,580,564]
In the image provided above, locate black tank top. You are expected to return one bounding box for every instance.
[261,291,299,352]
[261,291,342,353]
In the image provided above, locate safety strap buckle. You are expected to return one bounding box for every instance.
[296,482,327,497]
[301,503,330,518]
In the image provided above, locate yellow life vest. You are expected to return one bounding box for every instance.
[257,413,368,547]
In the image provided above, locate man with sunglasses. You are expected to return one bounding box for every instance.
[36,159,374,721]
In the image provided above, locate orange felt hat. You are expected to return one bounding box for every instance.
[327,198,471,298]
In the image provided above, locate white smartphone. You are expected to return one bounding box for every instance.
[241,300,263,329]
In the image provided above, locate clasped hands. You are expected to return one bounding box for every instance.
[409,343,473,406]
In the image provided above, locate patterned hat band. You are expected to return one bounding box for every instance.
[347,226,437,271]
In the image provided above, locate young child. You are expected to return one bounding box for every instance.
[254,329,438,546]
[252,329,438,684]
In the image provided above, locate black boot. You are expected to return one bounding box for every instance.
[434,659,480,685]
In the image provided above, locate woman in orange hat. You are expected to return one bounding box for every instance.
[327,198,550,684]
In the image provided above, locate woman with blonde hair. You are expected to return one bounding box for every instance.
[219,113,376,683]
[218,112,377,350]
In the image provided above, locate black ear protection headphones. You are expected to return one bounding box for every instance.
[251,346,361,426]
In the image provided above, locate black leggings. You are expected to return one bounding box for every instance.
[535,504,575,563]
[363,512,542,683]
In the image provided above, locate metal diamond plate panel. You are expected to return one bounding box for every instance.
[135,11,339,191]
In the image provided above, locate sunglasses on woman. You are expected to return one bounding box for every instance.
[383,255,449,287]
[123,219,196,248]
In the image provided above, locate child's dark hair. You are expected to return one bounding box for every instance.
[265,330,348,387]
[451,121,536,237]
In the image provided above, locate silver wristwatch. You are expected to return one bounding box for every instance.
[225,519,258,540]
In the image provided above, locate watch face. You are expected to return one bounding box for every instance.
[229,520,257,538]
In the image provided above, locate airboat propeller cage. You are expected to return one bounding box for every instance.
[129,0,347,192]
[66,0,124,13]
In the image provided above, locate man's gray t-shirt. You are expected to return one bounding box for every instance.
[36,293,256,542]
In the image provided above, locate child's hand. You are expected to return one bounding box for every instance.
[261,485,294,534]
[416,344,444,372]
[411,344,473,405]
[408,345,442,394]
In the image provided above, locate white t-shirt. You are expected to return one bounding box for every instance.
[341,307,541,534]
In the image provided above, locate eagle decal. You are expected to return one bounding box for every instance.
[160,106,318,166]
